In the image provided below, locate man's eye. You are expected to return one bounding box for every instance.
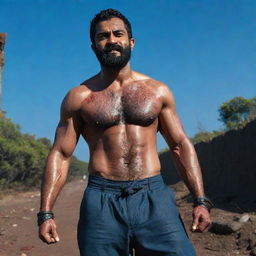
[97,34,108,40]
[115,33,123,37]
[98,35,105,39]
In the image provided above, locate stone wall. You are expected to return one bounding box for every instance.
[159,119,256,202]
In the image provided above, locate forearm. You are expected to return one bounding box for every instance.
[171,137,204,198]
[40,150,71,211]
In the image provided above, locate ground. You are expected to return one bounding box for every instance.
[0,179,255,256]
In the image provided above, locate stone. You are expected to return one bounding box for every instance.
[237,239,249,249]
[229,222,243,232]
[239,213,250,223]
[209,221,242,235]
[0,228,6,236]
[22,216,31,220]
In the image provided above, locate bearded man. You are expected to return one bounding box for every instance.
[38,8,212,256]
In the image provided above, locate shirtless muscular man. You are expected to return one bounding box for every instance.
[38,9,211,256]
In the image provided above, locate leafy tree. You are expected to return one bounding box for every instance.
[0,113,88,191]
[218,96,256,130]
[37,137,52,149]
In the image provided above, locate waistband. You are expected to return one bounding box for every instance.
[87,174,165,196]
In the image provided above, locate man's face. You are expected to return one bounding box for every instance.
[92,17,134,69]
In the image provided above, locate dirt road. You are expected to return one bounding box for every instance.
[0,180,85,256]
[0,179,254,256]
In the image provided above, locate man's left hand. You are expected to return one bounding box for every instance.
[191,205,211,232]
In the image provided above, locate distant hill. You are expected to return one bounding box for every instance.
[0,113,88,190]
[159,119,256,206]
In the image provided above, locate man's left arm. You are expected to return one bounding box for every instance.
[158,84,211,232]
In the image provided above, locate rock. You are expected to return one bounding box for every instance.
[20,253,27,256]
[237,237,249,249]
[230,222,243,232]
[237,230,256,250]
[12,224,18,227]
[22,216,31,220]
[20,245,34,251]
[239,214,250,223]
[0,227,6,236]
[209,221,242,235]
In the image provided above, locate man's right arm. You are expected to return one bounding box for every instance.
[39,90,82,244]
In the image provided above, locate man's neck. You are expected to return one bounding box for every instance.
[100,63,132,86]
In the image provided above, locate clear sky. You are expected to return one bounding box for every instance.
[0,0,255,161]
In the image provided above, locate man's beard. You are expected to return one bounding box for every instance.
[94,43,131,69]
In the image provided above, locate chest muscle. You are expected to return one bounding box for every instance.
[81,85,162,128]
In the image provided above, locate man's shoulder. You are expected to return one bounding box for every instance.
[132,71,170,92]
[64,85,89,105]
[66,74,100,100]
[62,75,98,111]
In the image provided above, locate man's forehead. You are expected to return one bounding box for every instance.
[95,17,127,33]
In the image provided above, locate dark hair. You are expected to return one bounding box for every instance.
[90,8,133,45]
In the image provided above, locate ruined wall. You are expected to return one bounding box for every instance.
[159,119,256,201]
[0,33,7,111]
[0,33,6,66]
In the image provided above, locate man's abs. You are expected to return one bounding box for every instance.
[83,123,161,181]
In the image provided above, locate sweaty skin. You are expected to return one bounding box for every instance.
[39,17,211,244]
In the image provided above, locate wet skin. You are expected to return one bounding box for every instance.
[81,77,163,180]
[39,17,211,244]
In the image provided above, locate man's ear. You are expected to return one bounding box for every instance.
[130,38,135,50]
[91,44,96,52]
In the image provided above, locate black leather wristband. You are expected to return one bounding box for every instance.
[37,211,54,226]
[193,196,213,212]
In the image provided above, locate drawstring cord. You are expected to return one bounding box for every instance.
[119,186,145,198]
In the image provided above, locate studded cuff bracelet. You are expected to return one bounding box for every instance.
[193,196,213,212]
[37,211,54,226]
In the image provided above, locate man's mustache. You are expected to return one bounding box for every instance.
[104,44,123,53]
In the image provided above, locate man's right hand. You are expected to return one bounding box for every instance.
[39,219,60,244]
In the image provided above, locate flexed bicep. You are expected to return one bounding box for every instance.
[52,91,83,158]
[53,117,81,159]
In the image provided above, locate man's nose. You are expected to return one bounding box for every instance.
[108,32,117,43]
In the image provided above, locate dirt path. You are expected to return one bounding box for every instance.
[0,179,86,256]
[0,179,255,256]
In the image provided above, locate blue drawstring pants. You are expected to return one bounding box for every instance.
[77,174,196,256]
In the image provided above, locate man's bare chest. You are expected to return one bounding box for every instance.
[80,84,162,128]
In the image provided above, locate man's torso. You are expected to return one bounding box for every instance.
[69,71,166,180]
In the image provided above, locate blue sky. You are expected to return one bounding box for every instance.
[1,0,255,161]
